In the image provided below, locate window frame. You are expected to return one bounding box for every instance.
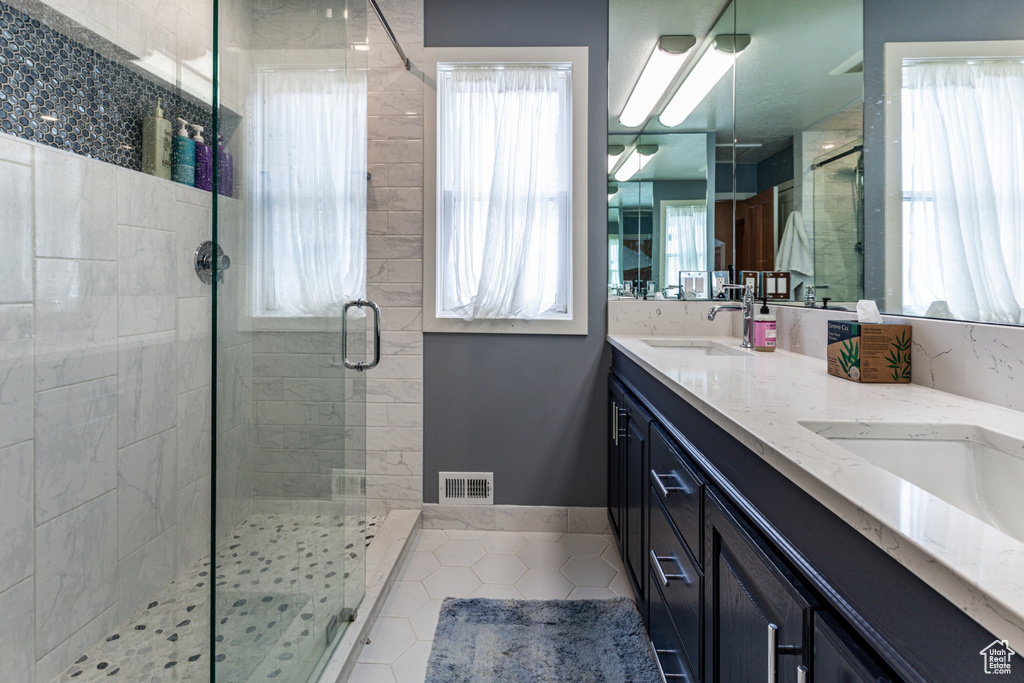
[424,46,589,335]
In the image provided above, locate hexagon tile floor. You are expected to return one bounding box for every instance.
[52,514,380,683]
[349,529,631,683]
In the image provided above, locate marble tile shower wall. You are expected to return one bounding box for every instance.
[364,0,425,517]
[248,0,427,517]
[0,133,217,683]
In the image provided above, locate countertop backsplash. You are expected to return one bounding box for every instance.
[607,299,1024,413]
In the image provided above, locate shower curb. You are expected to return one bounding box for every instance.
[315,508,423,683]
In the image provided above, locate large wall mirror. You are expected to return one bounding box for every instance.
[609,0,1024,327]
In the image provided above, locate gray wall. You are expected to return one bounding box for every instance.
[757,144,793,194]
[716,162,757,194]
[422,0,609,506]
[862,0,1024,301]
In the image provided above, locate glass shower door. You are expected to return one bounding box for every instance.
[212,1,369,680]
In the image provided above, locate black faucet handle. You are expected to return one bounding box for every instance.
[821,297,831,309]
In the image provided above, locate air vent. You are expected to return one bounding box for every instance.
[439,472,494,505]
[331,469,366,501]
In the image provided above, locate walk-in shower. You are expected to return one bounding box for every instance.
[0,0,385,680]
[811,137,865,302]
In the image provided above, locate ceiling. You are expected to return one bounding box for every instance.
[609,0,864,165]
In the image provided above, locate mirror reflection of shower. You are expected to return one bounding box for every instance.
[811,137,865,302]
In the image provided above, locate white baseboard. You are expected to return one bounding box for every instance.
[422,504,611,534]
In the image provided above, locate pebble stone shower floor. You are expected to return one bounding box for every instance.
[53,514,381,682]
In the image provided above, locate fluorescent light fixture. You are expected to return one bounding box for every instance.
[659,34,750,128]
[613,145,659,182]
[40,114,58,122]
[619,35,696,128]
[608,144,625,174]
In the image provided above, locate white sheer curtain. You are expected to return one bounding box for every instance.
[902,59,1024,323]
[252,68,366,317]
[439,65,571,320]
[663,204,707,286]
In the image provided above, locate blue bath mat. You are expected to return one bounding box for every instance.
[424,597,660,682]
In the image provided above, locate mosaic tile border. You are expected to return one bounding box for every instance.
[0,0,214,172]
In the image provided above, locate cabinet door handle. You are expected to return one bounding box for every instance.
[650,641,689,681]
[650,549,691,587]
[650,469,689,498]
[767,623,778,683]
[612,401,618,444]
[797,664,808,683]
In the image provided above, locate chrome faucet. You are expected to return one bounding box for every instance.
[804,283,829,307]
[706,283,755,349]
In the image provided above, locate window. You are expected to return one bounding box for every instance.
[425,47,589,335]
[885,41,1024,324]
[251,67,367,318]
[661,201,708,289]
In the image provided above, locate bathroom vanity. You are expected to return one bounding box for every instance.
[607,335,1024,682]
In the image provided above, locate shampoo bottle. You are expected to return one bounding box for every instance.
[192,124,213,191]
[141,98,172,180]
[217,134,233,198]
[753,296,777,352]
[172,118,195,186]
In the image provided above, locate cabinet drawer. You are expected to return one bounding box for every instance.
[649,563,697,683]
[649,424,702,565]
[649,494,702,678]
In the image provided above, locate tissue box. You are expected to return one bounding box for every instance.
[826,321,912,383]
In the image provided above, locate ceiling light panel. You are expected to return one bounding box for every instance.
[619,35,696,128]
[660,34,750,128]
[612,144,659,183]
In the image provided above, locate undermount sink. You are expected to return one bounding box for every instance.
[799,421,1024,543]
[641,339,750,357]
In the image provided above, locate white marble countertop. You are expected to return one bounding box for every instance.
[608,333,1024,652]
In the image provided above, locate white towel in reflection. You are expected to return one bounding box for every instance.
[777,211,813,291]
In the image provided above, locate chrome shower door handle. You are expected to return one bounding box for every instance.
[342,300,381,372]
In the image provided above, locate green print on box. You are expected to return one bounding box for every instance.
[827,321,912,383]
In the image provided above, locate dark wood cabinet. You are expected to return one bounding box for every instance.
[649,423,703,567]
[650,565,698,683]
[608,378,627,544]
[705,489,811,683]
[624,394,652,607]
[607,351,938,683]
[812,612,892,683]
[650,494,702,680]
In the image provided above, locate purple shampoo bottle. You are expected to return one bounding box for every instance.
[192,124,213,192]
[217,134,234,197]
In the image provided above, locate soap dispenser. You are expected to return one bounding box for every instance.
[172,118,195,186]
[753,295,777,352]
[141,98,172,180]
[192,124,213,191]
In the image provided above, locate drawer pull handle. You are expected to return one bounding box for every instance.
[650,469,690,498]
[797,664,808,683]
[650,640,689,681]
[650,549,691,587]
[767,623,778,683]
